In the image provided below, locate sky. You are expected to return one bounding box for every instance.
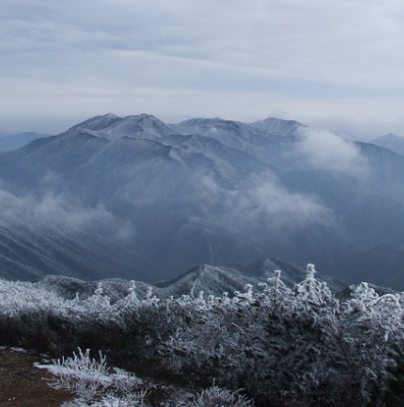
[1,0,404,138]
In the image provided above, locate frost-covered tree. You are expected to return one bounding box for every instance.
[2,266,404,406]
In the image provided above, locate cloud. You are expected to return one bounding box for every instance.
[200,171,333,231]
[302,116,404,141]
[0,189,135,240]
[295,128,368,175]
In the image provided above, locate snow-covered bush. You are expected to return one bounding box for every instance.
[62,393,146,407]
[38,347,146,406]
[181,385,254,407]
[3,265,404,406]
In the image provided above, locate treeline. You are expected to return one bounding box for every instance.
[1,265,404,406]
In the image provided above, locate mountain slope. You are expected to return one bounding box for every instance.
[0,132,50,152]
[171,117,297,168]
[155,257,346,298]
[36,257,346,302]
[371,133,404,157]
[338,245,404,291]
[0,219,151,282]
[0,114,404,287]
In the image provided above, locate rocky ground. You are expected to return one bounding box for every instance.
[0,348,73,407]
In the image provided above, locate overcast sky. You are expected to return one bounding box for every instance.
[1,0,404,137]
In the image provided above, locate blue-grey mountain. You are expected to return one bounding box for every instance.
[0,113,403,288]
[371,133,404,157]
[0,132,50,152]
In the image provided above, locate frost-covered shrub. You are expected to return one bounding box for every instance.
[62,393,147,406]
[158,266,404,406]
[3,265,404,406]
[38,347,146,406]
[182,385,254,407]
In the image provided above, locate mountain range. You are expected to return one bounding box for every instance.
[36,257,346,303]
[0,132,50,152]
[1,113,404,289]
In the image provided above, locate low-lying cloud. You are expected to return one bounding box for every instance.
[231,172,332,229]
[296,128,368,175]
[0,189,135,240]
[200,171,333,231]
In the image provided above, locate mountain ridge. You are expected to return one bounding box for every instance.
[0,113,404,288]
[371,133,404,157]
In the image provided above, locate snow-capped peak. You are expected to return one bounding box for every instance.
[250,117,306,136]
[64,113,178,141]
[64,113,121,135]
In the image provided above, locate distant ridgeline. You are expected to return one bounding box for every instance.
[0,264,403,406]
[1,114,404,290]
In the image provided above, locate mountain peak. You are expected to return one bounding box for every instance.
[371,133,404,157]
[254,116,303,125]
[373,133,404,141]
[63,113,178,141]
[104,112,119,119]
[172,117,251,136]
[65,113,121,134]
[134,113,157,119]
[250,117,306,136]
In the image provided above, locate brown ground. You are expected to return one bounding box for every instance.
[0,348,74,407]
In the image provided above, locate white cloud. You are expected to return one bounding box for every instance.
[200,172,332,230]
[296,128,368,175]
[232,173,332,228]
[0,189,135,240]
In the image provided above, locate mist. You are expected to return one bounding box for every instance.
[295,127,368,175]
[0,188,135,240]
[199,171,333,231]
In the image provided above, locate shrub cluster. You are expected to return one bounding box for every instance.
[1,266,404,406]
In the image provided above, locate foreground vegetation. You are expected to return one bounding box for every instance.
[1,265,404,406]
